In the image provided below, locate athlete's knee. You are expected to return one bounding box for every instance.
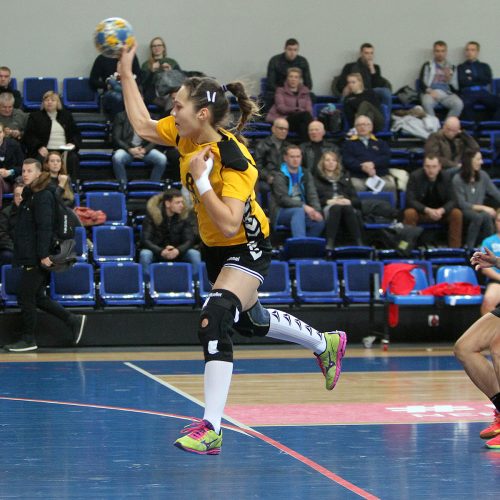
[234,301,270,338]
[198,289,241,363]
[490,333,500,360]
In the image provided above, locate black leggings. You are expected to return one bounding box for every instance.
[17,266,72,343]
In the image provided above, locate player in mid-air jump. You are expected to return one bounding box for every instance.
[117,42,347,455]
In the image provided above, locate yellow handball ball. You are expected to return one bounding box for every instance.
[94,17,135,59]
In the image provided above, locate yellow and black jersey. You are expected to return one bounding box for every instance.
[156,116,270,247]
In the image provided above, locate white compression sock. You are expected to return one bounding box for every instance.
[265,308,327,354]
[202,360,233,434]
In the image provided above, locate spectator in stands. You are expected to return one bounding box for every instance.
[266,67,313,142]
[3,158,86,352]
[0,181,23,265]
[89,53,142,119]
[418,41,463,118]
[254,118,290,210]
[0,123,24,207]
[314,150,363,248]
[0,92,28,140]
[403,155,463,247]
[111,110,167,189]
[342,115,396,193]
[300,120,339,176]
[458,41,500,121]
[270,144,324,237]
[141,36,181,106]
[343,73,385,132]
[139,188,201,280]
[43,151,75,208]
[23,91,81,179]
[424,116,479,170]
[264,38,312,111]
[335,43,392,110]
[453,150,500,248]
[478,209,500,315]
[0,66,22,108]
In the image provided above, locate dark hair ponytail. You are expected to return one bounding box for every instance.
[225,81,260,136]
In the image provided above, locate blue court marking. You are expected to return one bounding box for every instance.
[131,355,463,376]
[0,361,374,499]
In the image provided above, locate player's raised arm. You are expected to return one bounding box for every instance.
[117,43,163,145]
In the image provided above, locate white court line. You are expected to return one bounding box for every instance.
[124,361,255,435]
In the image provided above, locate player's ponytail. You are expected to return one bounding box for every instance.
[225,81,260,134]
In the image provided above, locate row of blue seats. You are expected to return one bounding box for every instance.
[9,77,99,112]
[0,259,481,310]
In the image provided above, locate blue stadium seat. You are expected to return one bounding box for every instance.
[23,77,58,110]
[329,246,374,262]
[295,260,342,304]
[86,192,127,225]
[435,265,483,306]
[127,180,164,199]
[76,122,109,140]
[74,226,88,262]
[92,225,135,264]
[423,248,468,265]
[385,267,435,306]
[99,262,145,306]
[258,261,294,304]
[50,263,95,306]
[62,77,99,111]
[80,180,121,193]
[79,151,113,170]
[343,260,384,303]
[198,261,211,303]
[281,237,326,261]
[149,262,196,305]
[0,264,22,306]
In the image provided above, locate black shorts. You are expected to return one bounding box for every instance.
[201,238,272,286]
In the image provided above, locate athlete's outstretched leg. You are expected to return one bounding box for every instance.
[235,301,347,390]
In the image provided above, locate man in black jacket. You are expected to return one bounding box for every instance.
[254,118,290,209]
[111,111,167,188]
[403,155,462,247]
[264,38,312,110]
[335,43,392,109]
[139,189,200,280]
[300,120,339,176]
[3,159,86,352]
[457,41,500,121]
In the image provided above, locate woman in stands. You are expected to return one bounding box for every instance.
[266,67,313,142]
[22,91,81,179]
[314,150,364,248]
[141,36,181,107]
[43,151,75,207]
[118,43,347,455]
[343,73,384,132]
[2,158,85,353]
[452,150,500,248]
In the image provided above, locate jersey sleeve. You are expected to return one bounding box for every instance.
[156,116,179,147]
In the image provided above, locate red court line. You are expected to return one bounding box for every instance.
[0,395,379,499]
